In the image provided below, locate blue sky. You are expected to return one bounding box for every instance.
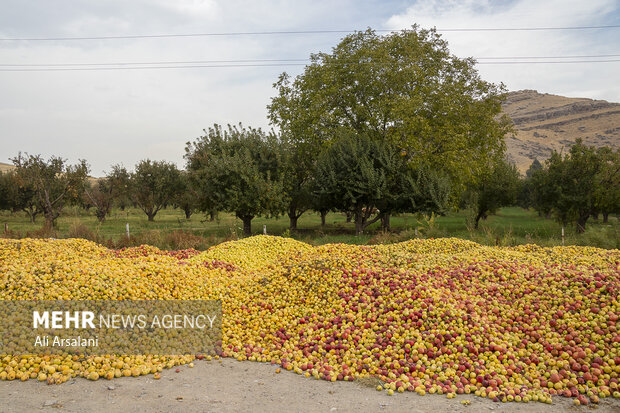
[1,0,618,175]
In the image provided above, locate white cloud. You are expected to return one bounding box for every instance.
[385,0,620,101]
[157,0,219,18]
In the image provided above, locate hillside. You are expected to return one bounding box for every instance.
[0,162,99,184]
[0,162,15,173]
[502,90,620,173]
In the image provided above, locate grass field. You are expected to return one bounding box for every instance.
[0,206,618,250]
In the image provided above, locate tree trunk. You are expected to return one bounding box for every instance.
[474,211,484,230]
[320,210,327,227]
[289,215,298,232]
[209,210,216,221]
[346,211,352,223]
[354,206,363,236]
[288,206,299,231]
[603,212,609,223]
[380,212,391,232]
[96,208,106,223]
[44,213,56,229]
[147,211,156,221]
[183,206,191,220]
[240,215,253,236]
[576,214,589,234]
[592,212,599,221]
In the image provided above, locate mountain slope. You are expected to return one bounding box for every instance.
[0,162,15,173]
[502,90,620,173]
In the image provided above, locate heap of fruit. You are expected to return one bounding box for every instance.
[0,236,618,405]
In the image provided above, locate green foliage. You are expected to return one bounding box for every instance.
[9,153,89,227]
[465,159,521,229]
[185,123,287,235]
[525,158,542,178]
[593,147,620,221]
[527,139,616,233]
[280,139,315,230]
[518,158,542,209]
[172,171,199,220]
[84,165,130,222]
[314,133,401,235]
[314,132,448,235]
[548,140,603,232]
[269,26,511,196]
[130,159,182,222]
[0,172,10,211]
[0,170,39,222]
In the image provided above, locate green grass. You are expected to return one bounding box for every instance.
[0,206,618,250]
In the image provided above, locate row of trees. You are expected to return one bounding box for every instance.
[0,155,187,228]
[3,134,616,236]
[520,139,620,232]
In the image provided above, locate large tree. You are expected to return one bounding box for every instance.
[130,160,182,221]
[185,124,286,236]
[269,26,511,198]
[10,154,89,228]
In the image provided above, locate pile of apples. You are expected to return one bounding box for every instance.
[0,236,618,405]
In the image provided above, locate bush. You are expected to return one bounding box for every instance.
[26,225,58,239]
[68,220,100,242]
[0,226,22,239]
[164,230,209,250]
[574,223,620,249]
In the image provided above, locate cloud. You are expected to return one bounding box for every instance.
[385,0,620,100]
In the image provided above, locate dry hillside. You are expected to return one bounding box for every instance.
[502,90,620,173]
[0,162,15,173]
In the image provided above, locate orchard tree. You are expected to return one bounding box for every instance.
[280,140,315,231]
[84,165,130,222]
[594,147,620,223]
[518,159,543,209]
[0,171,40,222]
[185,124,286,236]
[528,166,554,219]
[269,26,511,198]
[526,159,543,178]
[315,132,448,235]
[465,159,521,229]
[173,171,199,220]
[0,171,10,211]
[534,140,603,233]
[10,153,89,228]
[130,160,182,221]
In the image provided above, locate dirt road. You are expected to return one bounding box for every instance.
[1,358,618,413]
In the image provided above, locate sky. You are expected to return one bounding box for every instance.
[1,0,619,176]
